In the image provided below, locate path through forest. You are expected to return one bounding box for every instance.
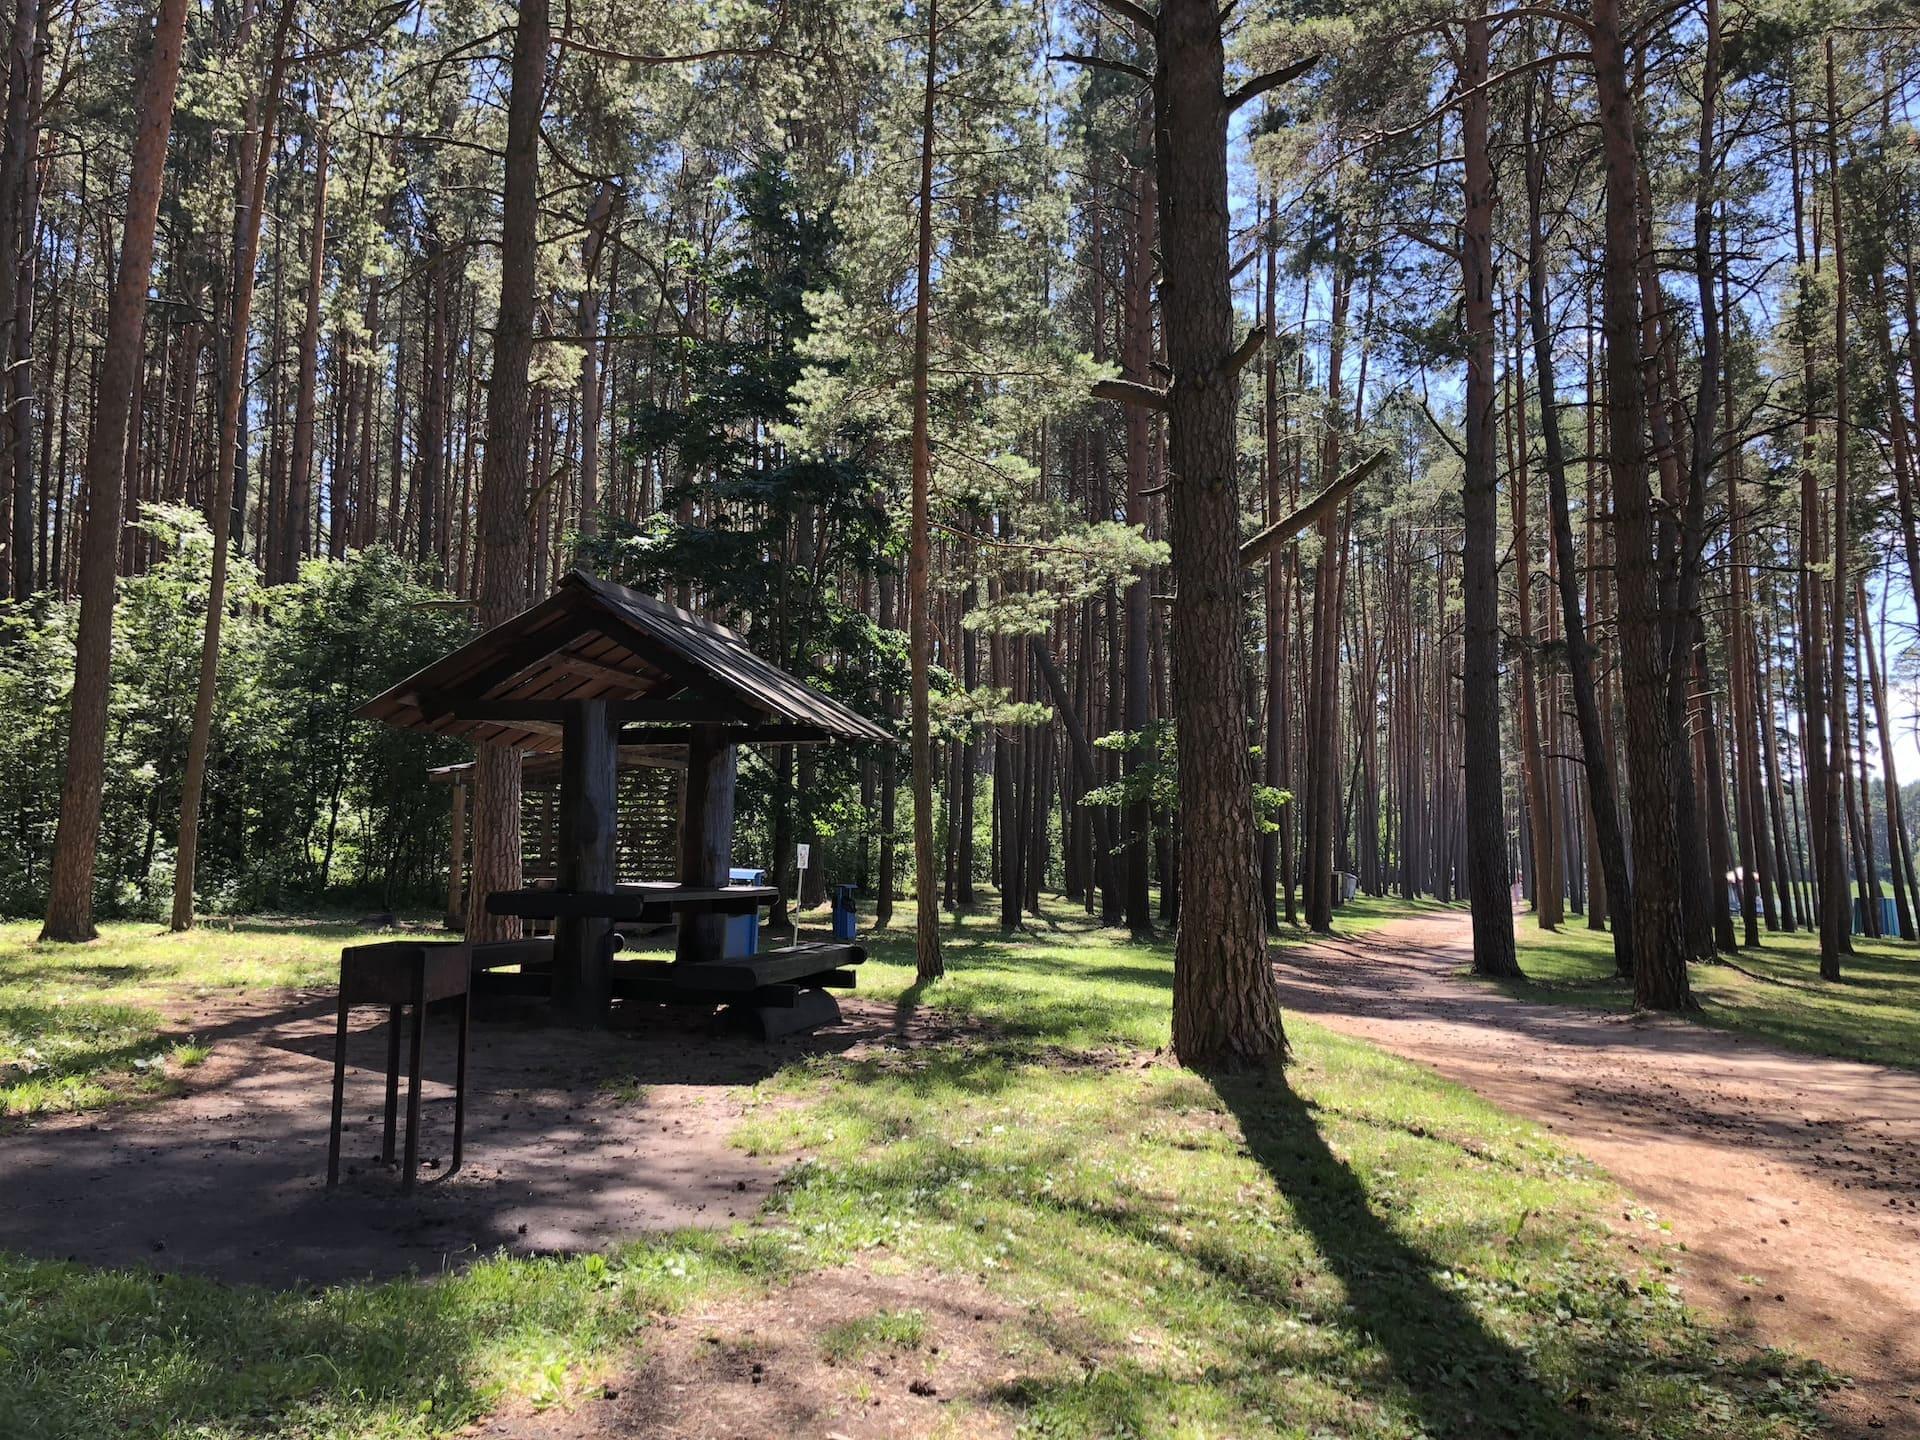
[1276,909,1920,1439]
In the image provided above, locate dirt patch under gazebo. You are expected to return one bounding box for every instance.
[0,985,964,1290]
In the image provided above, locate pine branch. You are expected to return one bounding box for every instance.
[1239,449,1391,566]
[1092,377,1170,412]
[1090,0,1158,36]
[554,34,783,67]
[1223,324,1268,377]
[1049,52,1153,84]
[1225,55,1318,114]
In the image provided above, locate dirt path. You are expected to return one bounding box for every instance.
[1277,909,1920,1439]
[0,989,959,1288]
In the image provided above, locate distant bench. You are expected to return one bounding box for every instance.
[438,934,864,1030]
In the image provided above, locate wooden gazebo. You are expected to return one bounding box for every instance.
[429,749,683,930]
[358,570,890,1025]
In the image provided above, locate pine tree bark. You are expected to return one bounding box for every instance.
[466,0,547,942]
[1458,3,1519,977]
[1155,0,1285,1067]
[0,0,39,598]
[906,0,944,981]
[1523,86,1633,973]
[170,0,295,931]
[41,0,191,941]
[1509,291,1559,930]
[1120,98,1157,937]
[1593,0,1693,1008]
[1817,40,1850,978]
[279,106,328,583]
[577,183,613,538]
[1863,582,1917,938]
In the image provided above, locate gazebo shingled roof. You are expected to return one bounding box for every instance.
[357,569,891,749]
[359,571,885,1023]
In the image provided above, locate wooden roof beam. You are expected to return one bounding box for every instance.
[438,695,761,726]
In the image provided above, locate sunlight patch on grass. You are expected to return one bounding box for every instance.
[819,1307,929,1365]
[1508,914,1920,1070]
[0,917,421,1120]
[731,1016,1831,1438]
[0,1231,791,1439]
[0,894,1836,1437]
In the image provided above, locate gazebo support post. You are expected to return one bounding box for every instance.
[553,699,619,1023]
[677,724,738,964]
[445,778,467,932]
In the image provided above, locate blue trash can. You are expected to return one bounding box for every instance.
[831,884,858,941]
[722,912,760,958]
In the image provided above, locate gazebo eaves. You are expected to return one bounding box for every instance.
[356,570,893,751]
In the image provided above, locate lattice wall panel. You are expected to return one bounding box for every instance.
[617,767,680,882]
[519,767,680,884]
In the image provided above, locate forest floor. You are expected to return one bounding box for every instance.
[1506,913,1920,1070]
[0,897,1843,1439]
[1276,907,1920,1439]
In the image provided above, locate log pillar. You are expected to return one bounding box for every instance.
[445,778,467,931]
[677,724,738,964]
[553,699,618,1023]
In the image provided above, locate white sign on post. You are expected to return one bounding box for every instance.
[796,843,811,874]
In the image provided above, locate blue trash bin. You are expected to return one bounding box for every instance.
[831,884,858,941]
[722,911,760,958]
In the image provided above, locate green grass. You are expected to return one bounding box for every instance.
[1507,913,1920,1070]
[819,1306,929,1365]
[0,895,1837,1437]
[0,915,418,1119]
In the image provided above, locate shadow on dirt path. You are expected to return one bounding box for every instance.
[0,988,967,1289]
[1276,909,1920,1438]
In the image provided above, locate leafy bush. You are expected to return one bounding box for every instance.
[0,510,467,918]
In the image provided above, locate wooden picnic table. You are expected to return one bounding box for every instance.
[480,884,862,1026]
[486,883,778,922]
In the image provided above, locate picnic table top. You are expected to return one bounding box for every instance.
[485,884,778,920]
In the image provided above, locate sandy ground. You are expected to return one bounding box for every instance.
[9,917,1918,1436]
[1276,909,1920,1439]
[0,987,956,1288]
[479,1268,1033,1440]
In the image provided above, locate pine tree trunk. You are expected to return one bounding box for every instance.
[1863,583,1917,938]
[41,0,190,942]
[0,0,39,599]
[1817,41,1851,978]
[1154,0,1285,1068]
[1523,87,1633,973]
[1458,4,1519,977]
[1508,290,1559,930]
[877,567,899,928]
[280,107,328,583]
[170,0,294,930]
[577,184,612,538]
[1120,99,1156,937]
[1593,0,1693,1009]
[466,0,547,943]
[906,0,944,981]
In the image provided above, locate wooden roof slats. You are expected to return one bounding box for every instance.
[358,568,892,749]
[569,572,887,740]
[426,745,689,783]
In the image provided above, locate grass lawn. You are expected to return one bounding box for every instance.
[0,896,1836,1438]
[1507,912,1920,1070]
[0,915,422,1118]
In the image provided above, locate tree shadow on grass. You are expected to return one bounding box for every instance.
[0,1254,487,1440]
[1212,1074,1624,1439]
[891,977,931,1038]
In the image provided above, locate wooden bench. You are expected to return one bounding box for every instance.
[327,941,472,1194]
[465,926,862,1035]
